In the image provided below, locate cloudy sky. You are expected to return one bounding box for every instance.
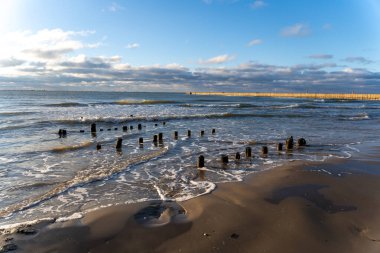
[0,0,379,92]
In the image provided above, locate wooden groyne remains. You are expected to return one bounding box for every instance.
[187,92,380,101]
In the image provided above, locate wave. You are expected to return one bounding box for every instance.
[51,141,94,153]
[43,102,88,107]
[0,111,36,117]
[0,147,170,218]
[44,112,311,126]
[346,113,370,121]
[115,100,177,105]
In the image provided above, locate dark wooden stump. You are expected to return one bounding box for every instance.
[277,143,283,151]
[197,155,205,168]
[91,123,96,133]
[245,147,252,158]
[262,146,268,155]
[221,154,229,164]
[235,152,241,160]
[297,138,307,146]
[116,138,122,151]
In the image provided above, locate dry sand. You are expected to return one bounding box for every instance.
[2,149,380,253]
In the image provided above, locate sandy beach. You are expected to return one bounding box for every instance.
[1,146,380,253]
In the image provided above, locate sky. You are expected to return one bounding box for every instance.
[0,0,379,92]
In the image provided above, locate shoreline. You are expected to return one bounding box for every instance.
[187,92,380,100]
[2,147,380,252]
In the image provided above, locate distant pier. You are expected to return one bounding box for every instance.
[187,92,380,101]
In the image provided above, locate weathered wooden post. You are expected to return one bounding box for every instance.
[91,123,96,133]
[153,135,158,145]
[163,122,166,125]
[212,129,216,134]
[297,138,306,146]
[116,138,122,151]
[139,137,144,145]
[100,129,104,132]
[123,126,128,132]
[245,147,252,158]
[154,123,158,127]
[286,136,294,150]
[96,143,101,150]
[197,155,205,168]
[58,129,67,138]
[130,125,133,130]
[174,131,178,139]
[138,124,142,130]
[158,133,163,142]
[235,152,241,160]
[262,146,268,155]
[277,143,283,151]
[187,130,191,137]
[107,128,111,131]
[114,127,118,131]
[221,154,229,164]
[200,130,205,136]
[80,130,85,133]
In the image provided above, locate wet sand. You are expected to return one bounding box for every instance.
[2,149,380,253]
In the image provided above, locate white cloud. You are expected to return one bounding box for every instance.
[343,57,373,65]
[199,54,235,65]
[308,54,333,59]
[281,23,311,37]
[250,0,266,9]
[248,39,262,47]
[108,2,124,12]
[126,43,140,49]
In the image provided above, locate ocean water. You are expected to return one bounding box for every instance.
[0,90,379,228]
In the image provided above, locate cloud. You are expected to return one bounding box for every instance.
[248,39,262,47]
[199,54,235,65]
[0,58,25,67]
[343,57,374,65]
[281,23,311,37]
[1,29,379,92]
[0,29,97,62]
[250,0,266,9]
[126,43,140,49]
[308,54,333,60]
[107,2,124,12]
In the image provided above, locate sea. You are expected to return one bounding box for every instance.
[0,90,378,228]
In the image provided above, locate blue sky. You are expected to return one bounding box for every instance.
[0,0,379,92]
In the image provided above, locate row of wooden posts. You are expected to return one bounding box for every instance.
[58,123,307,167]
[197,136,307,168]
[58,121,167,138]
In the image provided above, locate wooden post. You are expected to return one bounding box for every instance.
[163,122,166,125]
[100,129,104,132]
[153,135,158,144]
[154,123,158,127]
[200,130,205,136]
[80,130,85,133]
[286,136,294,150]
[221,154,229,164]
[138,124,142,130]
[91,123,96,133]
[297,138,307,146]
[277,143,283,151]
[158,133,163,141]
[187,130,191,137]
[245,147,252,158]
[58,129,67,138]
[174,131,178,139]
[197,155,205,168]
[235,152,241,160]
[114,127,118,131]
[130,126,133,130]
[116,138,122,151]
[96,143,101,150]
[122,126,128,132]
[262,146,268,155]
[212,129,216,134]
[139,137,143,145]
